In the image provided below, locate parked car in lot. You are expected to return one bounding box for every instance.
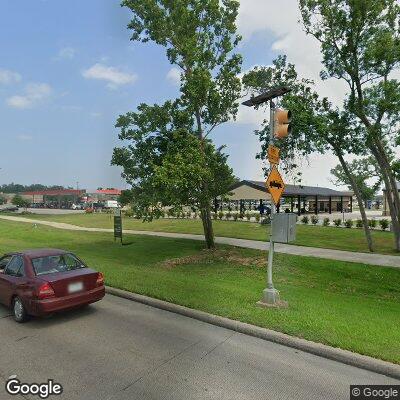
[0,205,19,212]
[0,249,105,322]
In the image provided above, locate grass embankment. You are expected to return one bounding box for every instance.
[0,219,399,363]
[15,212,396,255]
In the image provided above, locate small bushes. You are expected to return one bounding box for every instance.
[124,209,134,218]
[333,218,342,227]
[355,219,363,228]
[345,219,353,228]
[301,215,309,224]
[245,212,251,221]
[233,213,239,221]
[322,217,330,227]
[255,214,260,222]
[310,215,319,225]
[218,211,224,220]
[261,216,271,225]
[368,219,377,228]
[379,219,389,231]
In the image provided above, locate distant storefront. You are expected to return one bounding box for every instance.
[222,180,353,215]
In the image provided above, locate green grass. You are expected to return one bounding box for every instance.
[0,218,399,364]
[13,212,396,255]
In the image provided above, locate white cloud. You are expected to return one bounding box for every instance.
[166,67,181,85]
[17,134,33,141]
[0,68,21,85]
[6,83,52,109]
[82,63,137,89]
[90,112,102,118]
[237,0,348,107]
[57,47,75,60]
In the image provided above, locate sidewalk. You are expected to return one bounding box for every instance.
[1,215,400,269]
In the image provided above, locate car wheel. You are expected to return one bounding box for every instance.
[13,297,28,323]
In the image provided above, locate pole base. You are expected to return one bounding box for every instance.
[256,288,288,309]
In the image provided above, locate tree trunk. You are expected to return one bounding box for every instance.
[335,149,374,252]
[195,109,216,249]
[369,142,400,251]
[200,202,215,249]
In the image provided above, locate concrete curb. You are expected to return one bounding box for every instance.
[106,286,400,381]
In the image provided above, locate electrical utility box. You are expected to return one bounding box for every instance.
[271,213,297,243]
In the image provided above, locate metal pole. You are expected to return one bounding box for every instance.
[267,100,275,291]
[258,100,281,306]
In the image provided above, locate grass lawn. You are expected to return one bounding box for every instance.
[14,212,396,255]
[0,218,399,364]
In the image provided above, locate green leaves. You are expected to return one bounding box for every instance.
[122,0,242,135]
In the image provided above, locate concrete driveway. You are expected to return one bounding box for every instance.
[0,295,397,400]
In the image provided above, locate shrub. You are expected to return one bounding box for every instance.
[245,212,251,221]
[85,208,94,214]
[333,218,342,227]
[355,219,363,228]
[218,211,224,220]
[345,219,353,228]
[368,219,377,228]
[124,209,134,218]
[311,215,319,225]
[301,215,309,224]
[211,212,217,220]
[20,211,33,215]
[233,213,239,221]
[239,212,245,220]
[186,211,191,218]
[322,217,330,227]
[226,211,232,220]
[255,214,260,222]
[261,216,271,225]
[379,219,389,231]
[193,212,198,219]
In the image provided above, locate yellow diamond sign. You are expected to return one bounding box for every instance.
[265,166,285,206]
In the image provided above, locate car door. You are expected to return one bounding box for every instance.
[0,256,25,307]
[0,255,13,305]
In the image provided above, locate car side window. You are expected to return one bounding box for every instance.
[4,256,24,277]
[0,256,12,270]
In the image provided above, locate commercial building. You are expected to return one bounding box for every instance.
[224,180,353,215]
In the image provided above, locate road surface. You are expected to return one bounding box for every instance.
[0,295,397,400]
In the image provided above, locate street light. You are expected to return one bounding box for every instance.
[243,86,292,308]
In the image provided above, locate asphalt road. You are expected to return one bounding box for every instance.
[0,295,398,400]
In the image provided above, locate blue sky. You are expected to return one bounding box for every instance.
[0,0,345,190]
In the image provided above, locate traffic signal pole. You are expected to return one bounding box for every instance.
[259,101,281,306]
[242,86,292,309]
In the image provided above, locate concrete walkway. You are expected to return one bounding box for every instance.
[1,215,400,269]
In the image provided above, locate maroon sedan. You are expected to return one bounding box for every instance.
[0,249,105,322]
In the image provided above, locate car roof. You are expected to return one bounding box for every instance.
[5,249,69,258]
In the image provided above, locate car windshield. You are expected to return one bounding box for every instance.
[31,253,86,276]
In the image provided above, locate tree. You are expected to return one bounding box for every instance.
[112,103,236,232]
[0,195,6,205]
[331,157,381,206]
[243,56,375,251]
[113,0,242,248]
[11,194,30,208]
[299,0,400,250]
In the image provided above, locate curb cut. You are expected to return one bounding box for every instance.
[106,286,400,381]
